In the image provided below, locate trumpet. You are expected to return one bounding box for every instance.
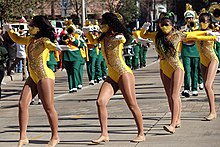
[208,3,220,21]
[187,20,199,30]
[65,25,76,35]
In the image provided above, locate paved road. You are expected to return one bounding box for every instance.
[0,47,220,147]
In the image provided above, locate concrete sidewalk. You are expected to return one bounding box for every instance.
[0,48,219,147]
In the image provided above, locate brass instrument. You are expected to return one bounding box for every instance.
[208,3,220,21]
[65,25,76,35]
[184,3,199,31]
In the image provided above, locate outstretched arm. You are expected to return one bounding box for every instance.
[7,30,30,45]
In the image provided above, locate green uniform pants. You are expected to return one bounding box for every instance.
[86,49,97,81]
[139,46,147,67]
[182,56,200,91]
[95,52,107,81]
[132,44,140,70]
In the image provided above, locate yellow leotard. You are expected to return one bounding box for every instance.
[86,33,132,83]
[196,40,218,67]
[140,29,217,78]
[8,30,57,84]
[140,29,184,78]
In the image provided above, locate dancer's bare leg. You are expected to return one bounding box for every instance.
[170,68,184,128]
[118,73,144,138]
[37,78,59,141]
[19,77,38,140]
[160,70,182,126]
[160,70,172,111]
[201,60,218,116]
[93,76,119,142]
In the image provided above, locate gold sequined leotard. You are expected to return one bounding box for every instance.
[8,30,58,83]
[140,29,184,78]
[196,40,218,67]
[140,29,217,78]
[86,33,132,82]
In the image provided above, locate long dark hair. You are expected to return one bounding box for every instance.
[98,12,132,45]
[31,15,56,42]
[199,12,213,30]
[155,12,176,57]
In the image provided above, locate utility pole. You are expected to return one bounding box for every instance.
[51,0,55,19]
[136,0,140,29]
[82,0,86,27]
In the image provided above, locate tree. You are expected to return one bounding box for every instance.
[0,0,54,22]
[117,0,139,24]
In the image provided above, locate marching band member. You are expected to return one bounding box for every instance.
[62,24,85,93]
[180,4,203,98]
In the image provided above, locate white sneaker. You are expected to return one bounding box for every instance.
[199,83,204,90]
[38,98,42,104]
[78,85,82,89]
[192,91,198,96]
[89,80,94,85]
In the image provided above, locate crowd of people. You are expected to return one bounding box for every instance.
[0,2,220,147]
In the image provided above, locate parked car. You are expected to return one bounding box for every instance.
[10,23,28,32]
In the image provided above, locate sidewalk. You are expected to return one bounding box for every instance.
[0,48,219,147]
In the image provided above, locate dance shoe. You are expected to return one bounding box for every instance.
[92,135,109,144]
[163,125,175,134]
[17,138,29,147]
[131,135,145,142]
[46,139,60,147]
[175,123,181,128]
[205,113,217,121]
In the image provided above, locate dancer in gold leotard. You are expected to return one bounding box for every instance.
[84,12,145,143]
[197,12,219,121]
[4,15,60,147]
[140,12,218,134]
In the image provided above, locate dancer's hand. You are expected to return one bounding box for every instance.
[141,22,151,31]
[216,36,220,43]
[3,24,12,31]
[113,34,124,41]
[82,26,90,35]
[54,42,62,51]
[207,30,220,36]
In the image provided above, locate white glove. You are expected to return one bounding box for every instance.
[82,27,90,35]
[3,24,12,31]
[137,37,153,45]
[55,42,62,51]
[216,36,220,43]
[113,34,124,41]
[142,22,151,31]
[207,30,220,36]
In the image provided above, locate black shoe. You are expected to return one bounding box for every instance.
[182,90,190,98]
[185,92,190,98]
[181,91,185,96]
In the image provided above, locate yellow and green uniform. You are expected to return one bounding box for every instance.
[181,26,203,92]
[62,33,84,92]
[86,34,99,83]
[95,43,107,82]
[47,51,60,72]
[8,30,58,84]
[214,42,220,69]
